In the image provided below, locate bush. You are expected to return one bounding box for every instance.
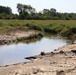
[71,26,76,33]
[60,27,73,37]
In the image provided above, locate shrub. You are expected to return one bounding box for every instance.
[60,27,73,37]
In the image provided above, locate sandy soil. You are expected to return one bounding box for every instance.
[0,30,35,40]
[0,30,36,44]
[0,44,76,75]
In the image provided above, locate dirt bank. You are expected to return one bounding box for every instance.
[0,44,76,75]
[0,30,37,44]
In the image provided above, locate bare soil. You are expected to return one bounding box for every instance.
[0,30,35,44]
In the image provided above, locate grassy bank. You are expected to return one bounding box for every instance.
[0,20,76,39]
[17,32,44,42]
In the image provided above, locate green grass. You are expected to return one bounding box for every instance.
[0,20,76,39]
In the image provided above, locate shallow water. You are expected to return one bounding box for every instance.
[0,36,71,66]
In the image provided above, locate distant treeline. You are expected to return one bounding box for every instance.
[0,4,76,20]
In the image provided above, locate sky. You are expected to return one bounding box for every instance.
[0,0,76,14]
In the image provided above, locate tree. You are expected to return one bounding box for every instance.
[0,6,12,14]
[50,8,56,13]
[43,9,50,14]
[17,3,36,19]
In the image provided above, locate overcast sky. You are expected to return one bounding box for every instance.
[0,0,76,13]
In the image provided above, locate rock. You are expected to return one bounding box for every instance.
[54,49,57,51]
[40,52,46,56]
[15,72,18,75]
[33,69,40,74]
[71,50,76,54]
[25,56,37,60]
[51,52,55,55]
[56,70,66,75]
[59,50,65,54]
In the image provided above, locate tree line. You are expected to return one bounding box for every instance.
[0,3,76,20]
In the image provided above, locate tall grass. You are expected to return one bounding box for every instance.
[0,20,76,39]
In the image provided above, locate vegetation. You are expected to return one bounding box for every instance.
[0,20,76,39]
[0,4,76,40]
[0,5,18,19]
[0,5,12,14]
[17,32,44,41]
[16,4,76,20]
[0,4,76,20]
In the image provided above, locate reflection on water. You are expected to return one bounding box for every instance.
[0,36,71,66]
